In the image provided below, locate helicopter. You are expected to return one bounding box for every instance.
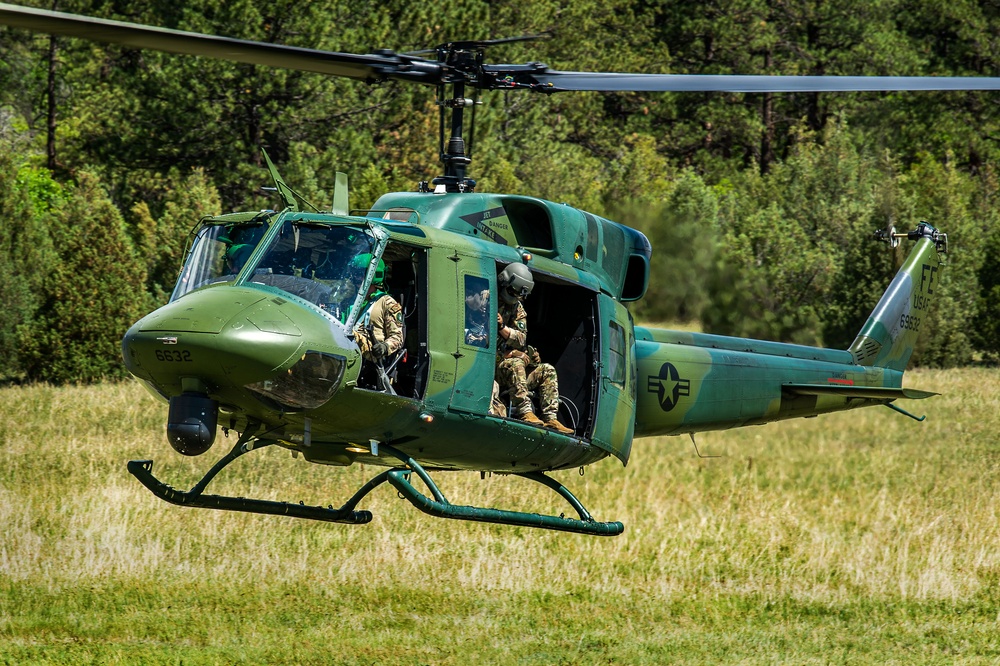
[0,3,989,536]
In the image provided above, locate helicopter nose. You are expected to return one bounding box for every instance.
[122,287,306,386]
[122,287,357,451]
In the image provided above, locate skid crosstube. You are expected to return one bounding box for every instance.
[127,435,624,537]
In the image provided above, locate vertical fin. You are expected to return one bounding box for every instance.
[849,223,947,371]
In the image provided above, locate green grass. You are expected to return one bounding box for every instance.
[2,370,1000,664]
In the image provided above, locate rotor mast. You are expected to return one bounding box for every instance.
[429,47,481,193]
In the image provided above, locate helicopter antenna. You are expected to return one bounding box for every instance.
[261,148,298,212]
[690,433,720,459]
[259,147,322,212]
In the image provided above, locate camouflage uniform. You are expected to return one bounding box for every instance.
[490,381,507,418]
[496,299,561,420]
[354,291,404,363]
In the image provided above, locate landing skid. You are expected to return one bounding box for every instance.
[127,432,624,537]
[128,426,374,524]
[380,444,624,537]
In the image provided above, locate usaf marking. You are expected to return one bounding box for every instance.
[647,362,690,412]
[913,263,937,310]
[460,207,509,245]
[920,263,937,295]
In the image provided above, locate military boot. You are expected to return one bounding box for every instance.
[542,416,573,435]
[518,411,545,427]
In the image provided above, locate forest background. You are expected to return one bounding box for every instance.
[1,0,999,384]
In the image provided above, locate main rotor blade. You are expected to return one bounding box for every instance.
[530,71,1000,93]
[0,3,441,83]
[5,3,1000,94]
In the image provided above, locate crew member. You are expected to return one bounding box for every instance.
[495,263,573,434]
[221,240,253,275]
[352,254,404,389]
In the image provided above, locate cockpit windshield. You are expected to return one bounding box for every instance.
[247,221,374,321]
[170,220,268,301]
[171,219,376,322]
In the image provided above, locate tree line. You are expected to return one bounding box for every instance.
[1,0,999,383]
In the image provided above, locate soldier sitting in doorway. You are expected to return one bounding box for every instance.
[495,263,573,434]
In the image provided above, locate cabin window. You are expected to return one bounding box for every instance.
[463,275,491,349]
[607,320,626,388]
[381,209,418,223]
[629,326,637,402]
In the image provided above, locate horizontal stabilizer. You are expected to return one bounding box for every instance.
[783,383,938,400]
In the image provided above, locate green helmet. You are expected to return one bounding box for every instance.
[352,253,385,284]
[224,243,253,269]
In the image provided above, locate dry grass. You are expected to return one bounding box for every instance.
[1,369,999,663]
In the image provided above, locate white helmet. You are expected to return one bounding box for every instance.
[499,263,534,304]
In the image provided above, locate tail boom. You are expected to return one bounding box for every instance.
[632,223,945,438]
[633,329,912,437]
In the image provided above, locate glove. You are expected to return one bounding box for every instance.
[372,340,389,360]
[526,345,542,365]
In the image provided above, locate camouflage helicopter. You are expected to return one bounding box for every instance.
[1,3,992,536]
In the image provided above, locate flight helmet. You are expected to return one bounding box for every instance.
[223,243,253,271]
[499,263,534,304]
[352,253,386,284]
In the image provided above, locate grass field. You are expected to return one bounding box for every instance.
[1,369,999,664]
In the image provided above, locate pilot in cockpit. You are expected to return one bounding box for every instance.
[221,241,253,276]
